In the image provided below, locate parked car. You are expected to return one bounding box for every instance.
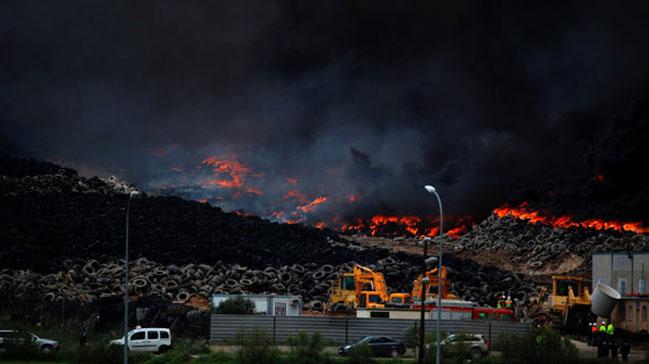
[0,330,60,353]
[427,333,490,359]
[110,327,171,353]
[338,336,406,357]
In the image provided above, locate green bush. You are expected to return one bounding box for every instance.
[76,344,123,364]
[496,327,577,364]
[0,333,55,362]
[425,341,473,364]
[76,344,154,364]
[193,351,237,364]
[347,342,375,364]
[141,346,191,364]
[287,332,328,364]
[234,328,279,364]
[174,337,210,355]
[402,325,418,348]
[215,296,256,314]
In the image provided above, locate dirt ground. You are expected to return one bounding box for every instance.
[345,235,587,277]
[571,338,647,361]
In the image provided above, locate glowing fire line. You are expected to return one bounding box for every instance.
[493,203,649,234]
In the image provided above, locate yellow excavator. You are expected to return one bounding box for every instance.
[327,264,400,310]
[409,266,459,303]
[528,275,592,329]
[327,264,459,312]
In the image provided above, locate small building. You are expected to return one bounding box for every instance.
[592,252,649,333]
[211,294,302,316]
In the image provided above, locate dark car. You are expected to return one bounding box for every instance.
[338,336,406,357]
[0,330,60,353]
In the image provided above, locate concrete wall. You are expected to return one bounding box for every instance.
[592,253,649,295]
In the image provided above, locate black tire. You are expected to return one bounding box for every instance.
[158,345,170,353]
[41,344,54,353]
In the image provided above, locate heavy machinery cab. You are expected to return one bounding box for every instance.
[530,275,592,330]
[388,293,411,305]
[328,264,397,310]
[411,266,458,302]
[551,275,591,309]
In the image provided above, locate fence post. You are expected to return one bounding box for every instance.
[488,321,492,348]
[345,318,349,344]
[273,316,277,343]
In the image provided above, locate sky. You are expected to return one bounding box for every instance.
[2,1,649,221]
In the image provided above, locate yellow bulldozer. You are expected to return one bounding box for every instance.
[528,275,592,329]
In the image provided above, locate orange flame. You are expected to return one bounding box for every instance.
[493,203,649,234]
[246,187,264,195]
[283,189,307,203]
[314,221,327,229]
[202,156,250,189]
[297,196,328,213]
[338,215,472,239]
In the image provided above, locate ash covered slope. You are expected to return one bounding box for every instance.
[0,155,390,272]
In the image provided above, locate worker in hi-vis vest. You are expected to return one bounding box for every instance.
[607,321,615,335]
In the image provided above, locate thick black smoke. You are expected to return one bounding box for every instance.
[2,1,649,220]
[511,99,649,222]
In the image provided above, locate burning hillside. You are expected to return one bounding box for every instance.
[494,202,649,234]
[0,154,542,310]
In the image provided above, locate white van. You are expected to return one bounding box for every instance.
[110,327,171,353]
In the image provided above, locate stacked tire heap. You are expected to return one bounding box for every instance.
[0,155,541,312]
[0,254,541,311]
[450,214,649,269]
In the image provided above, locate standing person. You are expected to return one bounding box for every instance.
[620,339,631,363]
[601,329,611,359]
[607,320,615,336]
[589,323,598,346]
[611,337,619,359]
[78,327,88,349]
[596,332,606,359]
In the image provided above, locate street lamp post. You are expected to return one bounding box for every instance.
[424,185,443,364]
[124,191,138,364]
[418,276,429,364]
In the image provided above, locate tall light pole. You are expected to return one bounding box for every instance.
[424,185,443,364]
[124,191,138,364]
[418,275,429,364]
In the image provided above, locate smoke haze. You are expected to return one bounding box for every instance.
[3,1,649,221]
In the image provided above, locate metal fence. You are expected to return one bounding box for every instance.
[210,315,532,345]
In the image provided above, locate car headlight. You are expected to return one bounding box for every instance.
[344,345,351,350]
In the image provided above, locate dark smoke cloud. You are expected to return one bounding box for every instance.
[3,1,649,220]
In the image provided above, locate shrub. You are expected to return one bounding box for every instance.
[76,344,123,364]
[402,325,418,348]
[347,342,375,364]
[287,332,328,364]
[496,327,577,364]
[193,351,237,364]
[234,328,279,364]
[0,339,54,361]
[215,296,256,314]
[141,346,191,364]
[174,337,210,355]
